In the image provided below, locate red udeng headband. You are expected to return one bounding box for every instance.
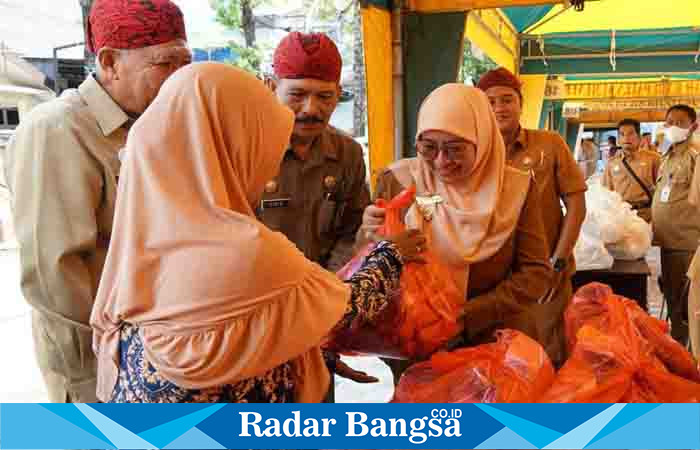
[86,0,187,54]
[273,32,342,82]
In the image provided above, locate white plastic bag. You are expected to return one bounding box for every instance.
[607,217,653,260]
[575,181,652,264]
[575,231,614,271]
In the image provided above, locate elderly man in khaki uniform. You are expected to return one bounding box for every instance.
[259,32,372,400]
[652,104,700,345]
[478,68,587,366]
[3,0,190,403]
[687,138,700,356]
[603,119,661,223]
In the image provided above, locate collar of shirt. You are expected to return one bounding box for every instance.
[509,127,528,154]
[78,75,131,137]
[666,140,691,159]
[621,148,640,160]
[284,128,340,166]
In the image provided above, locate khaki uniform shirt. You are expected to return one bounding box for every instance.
[688,153,700,280]
[507,128,588,277]
[577,143,598,179]
[652,140,700,251]
[4,75,127,377]
[258,127,370,271]
[602,149,661,221]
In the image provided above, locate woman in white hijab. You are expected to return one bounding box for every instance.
[91,62,424,403]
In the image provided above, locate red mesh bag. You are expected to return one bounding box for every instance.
[393,330,555,403]
[541,284,700,403]
[325,186,464,359]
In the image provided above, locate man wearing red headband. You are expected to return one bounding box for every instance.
[258,32,373,398]
[478,68,587,366]
[4,0,190,403]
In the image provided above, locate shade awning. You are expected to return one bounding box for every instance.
[513,0,700,76]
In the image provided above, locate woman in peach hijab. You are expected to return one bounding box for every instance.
[359,84,552,380]
[90,62,423,403]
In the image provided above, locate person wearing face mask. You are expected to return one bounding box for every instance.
[3,0,191,403]
[688,153,700,358]
[689,153,700,357]
[652,104,700,345]
[476,68,587,367]
[602,119,661,223]
[358,84,552,382]
[258,32,373,399]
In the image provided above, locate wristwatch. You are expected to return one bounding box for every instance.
[551,256,567,273]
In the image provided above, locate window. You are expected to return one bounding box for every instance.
[0,108,19,129]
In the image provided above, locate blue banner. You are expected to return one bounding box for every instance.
[1,403,699,449]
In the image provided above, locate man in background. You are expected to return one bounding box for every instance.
[640,132,658,153]
[478,67,587,366]
[602,119,661,222]
[259,32,375,399]
[652,104,700,345]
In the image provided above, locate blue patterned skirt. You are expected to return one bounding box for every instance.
[110,324,296,403]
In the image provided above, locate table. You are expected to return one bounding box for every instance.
[572,258,651,310]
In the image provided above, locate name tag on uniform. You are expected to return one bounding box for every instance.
[261,198,290,209]
[660,185,672,203]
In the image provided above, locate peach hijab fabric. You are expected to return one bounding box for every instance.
[390,84,530,294]
[91,62,349,402]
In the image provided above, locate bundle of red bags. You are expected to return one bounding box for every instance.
[541,283,700,403]
[393,330,555,403]
[325,186,463,359]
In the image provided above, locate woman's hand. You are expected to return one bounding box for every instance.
[385,229,427,263]
[361,204,386,241]
[335,359,379,383]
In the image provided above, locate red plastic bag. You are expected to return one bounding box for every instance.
[393,330,555,403]
[541,284,700,403]
[624,298,700,383]
[541,325,700,403]
[325,186,464,359]
[565,283,700,382]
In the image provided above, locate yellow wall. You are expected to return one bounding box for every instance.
[521,74,547,129]
[361,6,395,186]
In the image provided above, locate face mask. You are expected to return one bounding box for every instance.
[664,126,690,145]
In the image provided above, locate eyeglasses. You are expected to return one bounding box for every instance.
[416,139,469,161]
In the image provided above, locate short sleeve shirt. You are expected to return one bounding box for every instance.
[507,128,588,256]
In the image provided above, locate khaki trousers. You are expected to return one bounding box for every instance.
[688,248,700,357]
[660,249,694,345]
[32,311,98,402]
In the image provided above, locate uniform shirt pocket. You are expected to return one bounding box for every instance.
[317,198,338,236]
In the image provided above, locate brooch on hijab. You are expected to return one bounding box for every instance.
[415,194,443,221]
